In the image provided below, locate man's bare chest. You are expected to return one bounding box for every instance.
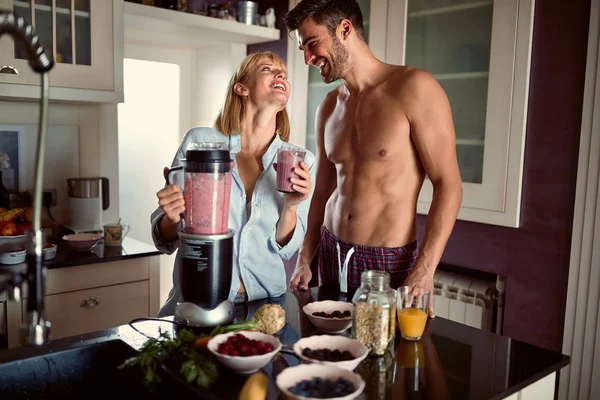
[324,97,410,163]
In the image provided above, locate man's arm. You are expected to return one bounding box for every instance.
[403,69,463,316]
[290,94,337,291]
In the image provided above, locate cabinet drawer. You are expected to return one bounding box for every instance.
[22,281,149,341]
[42,258,150,296]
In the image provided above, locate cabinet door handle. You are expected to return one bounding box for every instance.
[0,65,19,75]
[80,297,100,308]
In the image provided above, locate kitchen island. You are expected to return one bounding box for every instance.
[0,237,162,348]
[0,285,569,399]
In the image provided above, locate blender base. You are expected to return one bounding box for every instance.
[174,299,235,329]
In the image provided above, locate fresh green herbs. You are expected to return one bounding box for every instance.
[118,328,218,389]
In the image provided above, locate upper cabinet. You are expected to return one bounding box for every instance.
[288,0,534,228]
[0,0,123,103]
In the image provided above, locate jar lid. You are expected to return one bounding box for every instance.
[360,270,391,287]
[184,142,231,163]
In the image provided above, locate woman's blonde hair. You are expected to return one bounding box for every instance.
[214,51,290,142]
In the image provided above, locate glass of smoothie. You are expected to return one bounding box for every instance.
[276,146,305,193]
[397,286,430,341]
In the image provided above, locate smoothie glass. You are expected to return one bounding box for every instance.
[397,286,430,341]
[276,146,305,193]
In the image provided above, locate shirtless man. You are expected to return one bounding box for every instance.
[285,0,463,316]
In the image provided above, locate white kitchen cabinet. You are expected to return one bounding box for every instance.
[288,0,534,228]
[0,0,123,103]
[5,256,160,347]
[32,280,149,341]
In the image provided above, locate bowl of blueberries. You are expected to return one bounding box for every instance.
[302,301,354,334]
[292,335,369,371]
[276,364,365,400]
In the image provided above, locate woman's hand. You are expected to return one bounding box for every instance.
[283,160,312,208]
[157,183,185,225]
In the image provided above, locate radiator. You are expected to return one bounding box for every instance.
[433,270,504,333]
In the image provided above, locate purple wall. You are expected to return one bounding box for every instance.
[246,0,289,63]
[416,0,591,351]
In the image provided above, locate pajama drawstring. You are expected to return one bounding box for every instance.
[336,242,355,293]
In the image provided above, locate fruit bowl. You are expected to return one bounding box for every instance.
[207,331,282,374]
[62,233,102,251]
[302,301,354,334]
[275,364,365,400]
[293,335,369,371]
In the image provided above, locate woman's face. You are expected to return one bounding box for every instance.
[242,59,290,110]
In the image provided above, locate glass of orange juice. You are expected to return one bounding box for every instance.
[397,286,429,341]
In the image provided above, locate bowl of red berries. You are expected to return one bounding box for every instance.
[207,331,282,374]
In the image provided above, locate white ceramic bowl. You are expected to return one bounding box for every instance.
[0,234,28,250]
[44,243,57,260]
[303,301,354,334]
[293,335,369,371]
[0,248,26,265]
[62,233,102,251]
[207,331,282,374]
[276,364,365,400]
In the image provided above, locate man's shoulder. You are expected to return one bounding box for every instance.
[388,65,436,90]
[316,84,342,117]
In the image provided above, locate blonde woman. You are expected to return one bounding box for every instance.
[152,51,315,316]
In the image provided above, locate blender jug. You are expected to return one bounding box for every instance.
[166,142,232,235]
[167,142,235,321]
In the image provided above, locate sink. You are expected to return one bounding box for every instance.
[0,338,171,399]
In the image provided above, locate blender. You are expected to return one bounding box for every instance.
[167,142,235,329]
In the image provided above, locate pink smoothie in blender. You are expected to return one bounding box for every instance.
[184,169,232,235]
[167,142,233,235]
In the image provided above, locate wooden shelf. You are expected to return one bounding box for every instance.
[408,1,493,18]
[123,2,280,48]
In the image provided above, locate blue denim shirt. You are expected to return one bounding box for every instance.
[152,127,316,317]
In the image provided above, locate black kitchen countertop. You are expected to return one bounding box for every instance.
[44,236,162,268]
[0,237,161,293]
[0,285,569,400]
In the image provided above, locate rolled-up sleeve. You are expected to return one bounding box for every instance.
[151,207,179,255]
[268,152,317,259]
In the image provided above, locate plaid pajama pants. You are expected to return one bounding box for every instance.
[318,226,418,290]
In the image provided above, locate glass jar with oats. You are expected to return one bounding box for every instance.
[351,271,397,356]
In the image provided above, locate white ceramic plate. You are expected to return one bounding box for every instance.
[62,233,102,251]
[276,364,365,400]
[293,335,369,371]
[303,301,354,334]
[207,331,282,374]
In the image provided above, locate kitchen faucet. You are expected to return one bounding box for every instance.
[0,11,54,346]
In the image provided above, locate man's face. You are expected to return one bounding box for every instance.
[295,18,349,84]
